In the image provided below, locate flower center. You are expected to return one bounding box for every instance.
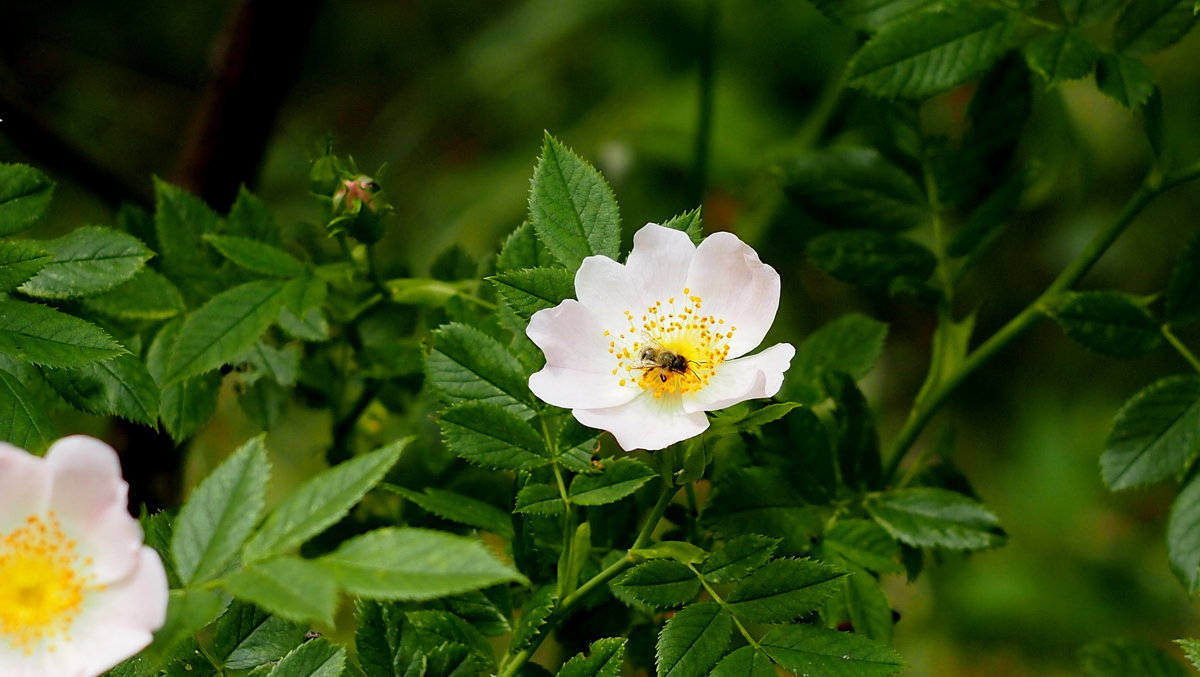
[0,512,93,654]
[606,288,736,397]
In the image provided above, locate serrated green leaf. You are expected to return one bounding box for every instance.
[238,341,300,387]
[426,322,534,415]
[278,306,330,342]
[438,401,549,470]
[759,623,904,677]
[556,418,600,472]
[568,457,655,505]
[782,148,926,232]
[148,318,221,442]
[1114,0,1198,54]
[810,0,941,30]
[1096,52,1156,108]
[497,221,556,273]
[1059,0,1130,26]
[0,299,125,368]
[226,187,281,244]
[213,601,308,670]
[491,268,576,321]
[281,274,327,316]
[825,371,884,491]
[244,439,407,562]
[791,313,889,392]
[834,563,894,642]
[388,485,513,537]
[807,230,935,292]
[511,585,557,651]
[222,556,339,628]
[702,534,779,584]
[655,601,732,677]
[165,278,291,384]
[138,589,229,673]
[1167,230,1200,327]
[266,638,345,677]
[1168,473,1200,592]
[661,208,704,245]
[172,436,270,585]
[0,367,53,452]
[442,590,512,637]
[557,637,626,677]
[406,610,495,669]
[515,483,565,516]
[702,467,827,552]
[824,519,904,574]
[1176,639,1200,671]
[204,234,305,277]
[1102,376,1200,490]
[529,133,621,270]
[726,558,847,623]
[1051,290,1162,359]
[356,601,423,677]
[846,5,1015,99]
[866,487,1005,551]
[81,267,186,320]
[19,226,152,299]
[0,164,54,236]
[317,527,527,599]
[1080,638,1191,677]
[612,559,700,609]
[43,353,159,425]
[708,402,804,437]
[711,646,776,677]
[0,241,50,292]
[154,177,221,300]
[1025,28,1101,84]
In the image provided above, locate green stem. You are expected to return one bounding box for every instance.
[883,162,1200,484]
[688,0,717,208]
[1164,325,1200,375]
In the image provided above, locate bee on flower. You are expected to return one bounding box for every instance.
[527,223,795,450]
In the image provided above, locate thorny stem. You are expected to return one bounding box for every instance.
[883,161,1200,485]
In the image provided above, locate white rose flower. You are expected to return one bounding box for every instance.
[0,436,168,677]
[528,223,795,450]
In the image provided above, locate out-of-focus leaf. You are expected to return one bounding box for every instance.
[221,556,339,628]
[1025,29,1101,84]
[1096,52,1156,108]
[1102,376,1200,490]
[1114,0,1198,55]
[204,233,306,277]
[1050,291,1161,359]
[19,226,152,299]
[866,487,1005,551]
[1079,638,1191,676]
[1168,473,1200,593]
[0,163,54,236]
[1166,230,1200,327]
[806,230,935,293]
[782,148,926,232]
[81,268,186,320]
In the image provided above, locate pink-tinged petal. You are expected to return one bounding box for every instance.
[573,393,709,451]
[527,299,616,373]
[0,442,50,533]
[44,436,141,584]
[623,224,696,302]
[684,231,781,358]
[530,366,640,409]
[573,254,647,332]
[684,343,795,413]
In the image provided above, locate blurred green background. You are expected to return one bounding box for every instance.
[4,1,1200,674]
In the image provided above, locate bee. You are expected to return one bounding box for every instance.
[637,346,695,381]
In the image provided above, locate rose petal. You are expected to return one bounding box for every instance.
[684,343,795,413]
[684,232,781,358]
[573,254,647,333]
[0,442,50,533]
[623,224,696,302]
[528,300,640,409]
[573,393,709,451]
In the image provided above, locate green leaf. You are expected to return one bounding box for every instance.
[266,638,345,677]
[405,610,495,670]
[515,483,565,516]
[244,439,407,562]
[0,367,53,452]
[947,171,1027,263]
[823,519,904,574]
[0,241,50,292]
[386,277,465,307]
[497,221,557,272]
[556,418,601,473]
[790,313,889,391]
[148,318,220,442]
[866,487,1005,551]
[154,178,221,299]
[846,4,1015,99]
[661,208,704,245]
[726,558,847,623]
[140,588,229,669]
[355,601,422,677]
[557,638,626,677]
[840,566,894,642]
[239,341,301,387]
[227,186,281,243]
[1096,52,1156,108]
[825,371,884,491]
[278,306,330,342]
[222,556,339,627]
[443,590,512,637]
[171,436,270,585]
[81,267,186,320]
[1102,376,1200,490]
[1114,0,1198,54]
[19,226,152,299]
[42,353,159,425]
[0,164,54,235]
[491,267,576,321]
[512,585,557,651]
[316,527,527,599]
[810,0,941,30]
[711,646,776,677]
[782,148,926,232]
[1059,0,1130,26]
[1167,230,1200,327]
[529,133,621,270]
[702,534,779,584]
[1025,28,1101,84]
[1051,291,1162,359]
[759,623,904,677]
[655,601,733,677]
[806,230,935,293]
[213,601,307,670]
[426,322,534,416]
[1080,638,1191,677]
[1175,639,1200,671]
[707,402,804,438]
[388,485,514,537]
[568,457,656,505]
[164,278,292,384]
[630,541,708,565]
[702,467,827,552]
[0,299,125,368]
[612,559,701,609]
[1168,473,1200,592]
[438,401,549,470]
[281,274,327,316]
[204,234,305,277]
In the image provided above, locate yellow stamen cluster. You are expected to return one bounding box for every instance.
[0,512,94,654]
[605,288,736,397]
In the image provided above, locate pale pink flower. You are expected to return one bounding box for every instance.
[0,436,168,677]
[528,223,795,450]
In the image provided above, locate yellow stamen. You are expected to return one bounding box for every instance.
[0,512,92,655]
